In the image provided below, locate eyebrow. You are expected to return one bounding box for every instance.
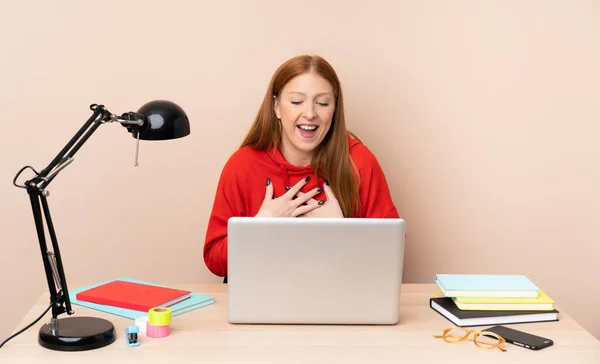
[287,91,333,97]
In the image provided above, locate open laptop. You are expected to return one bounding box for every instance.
[227,217,406,325]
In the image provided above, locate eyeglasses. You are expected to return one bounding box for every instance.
[434,327,507,352]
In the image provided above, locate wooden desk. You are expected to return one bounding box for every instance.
[1,284,599,363]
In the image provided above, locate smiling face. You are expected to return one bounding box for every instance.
[273,71,336,166]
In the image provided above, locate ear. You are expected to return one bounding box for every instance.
[273,95,281,119]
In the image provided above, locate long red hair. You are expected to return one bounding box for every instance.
[240,55,361,217]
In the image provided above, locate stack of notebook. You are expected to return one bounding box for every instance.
[70,277,215,320]
[429,274,559,327]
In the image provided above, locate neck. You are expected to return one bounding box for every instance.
[279,142,312,167]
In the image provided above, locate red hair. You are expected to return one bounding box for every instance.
[240,55,361,217]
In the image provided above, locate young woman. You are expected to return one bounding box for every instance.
[203,55,399,278]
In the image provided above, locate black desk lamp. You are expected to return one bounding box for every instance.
[10,101,190,351]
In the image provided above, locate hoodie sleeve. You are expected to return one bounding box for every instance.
[203,154,246,278]
[353,144,400,218]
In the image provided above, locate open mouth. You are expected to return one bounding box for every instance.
[297,124,319,138]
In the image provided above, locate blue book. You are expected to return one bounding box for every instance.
[434,274,539,298]
[69,277,214,320]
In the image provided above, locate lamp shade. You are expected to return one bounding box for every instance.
[135,100,191,140]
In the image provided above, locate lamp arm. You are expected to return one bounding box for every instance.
[13,103,144,321]
[29,104,144,190]
[35,104,108,183]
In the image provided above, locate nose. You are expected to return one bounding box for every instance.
[303,103,316,120]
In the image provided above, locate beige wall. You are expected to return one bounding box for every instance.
[1,0,599,342]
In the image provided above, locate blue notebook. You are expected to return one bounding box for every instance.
[434,274,539,298]
[69,277,215,320]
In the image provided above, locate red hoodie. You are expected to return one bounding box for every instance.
[203,134,399,277]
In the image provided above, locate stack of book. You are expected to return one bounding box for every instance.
[70,277,215,320]
[429,274,559,327]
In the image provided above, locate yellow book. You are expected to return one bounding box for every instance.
[452,290,554,311]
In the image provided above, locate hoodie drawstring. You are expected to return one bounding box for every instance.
[279,164,291,187]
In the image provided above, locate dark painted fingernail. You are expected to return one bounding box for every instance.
[266,178,271,186]
[272,196,277,199]
[318,200,325,205]
[285,186,290,190]
[324,179,329,185]
[317,187,323,192]
[305,176,311,182]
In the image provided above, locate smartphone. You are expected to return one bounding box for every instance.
[483,325,553,350]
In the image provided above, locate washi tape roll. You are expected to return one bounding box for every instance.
[146,322,170,338]
[148,307,172,326]
[135,316,149,333]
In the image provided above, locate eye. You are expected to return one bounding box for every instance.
[291,101,303,105]
[317,102,329,107]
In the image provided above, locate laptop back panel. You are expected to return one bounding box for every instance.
[227,217,406,324]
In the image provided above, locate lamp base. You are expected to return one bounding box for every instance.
[38,316,116,351]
